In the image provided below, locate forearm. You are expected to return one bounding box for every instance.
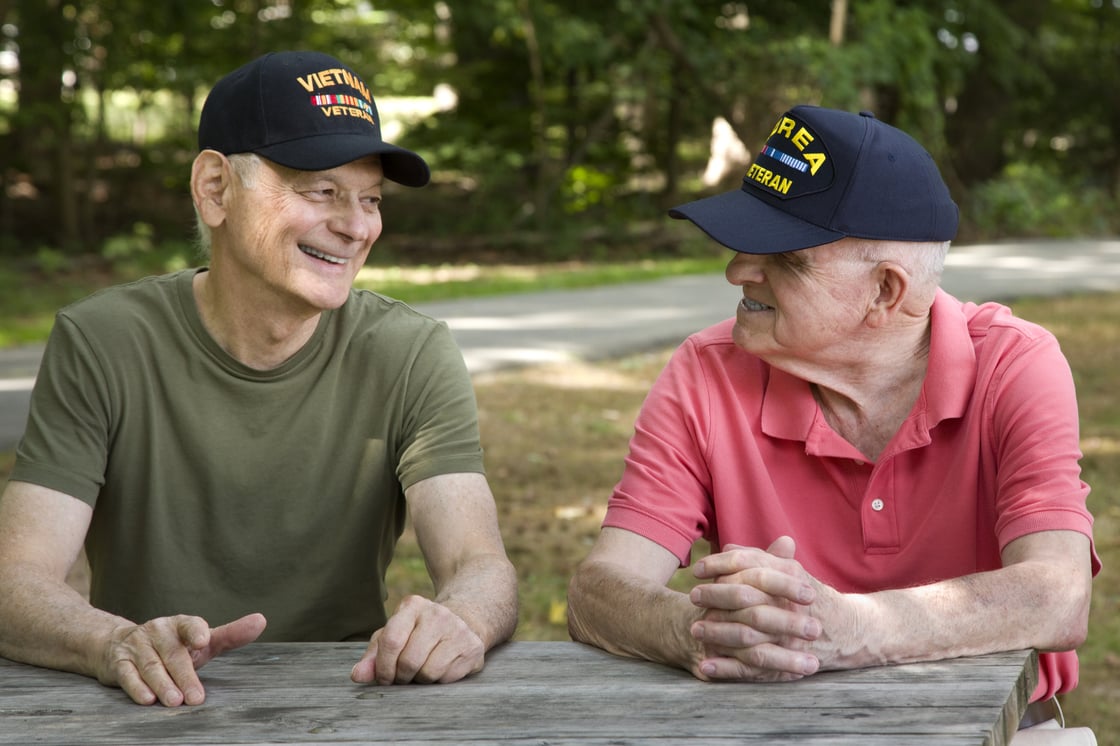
[0,562,126,679]
[823,559,1090,670]
[433,552,518,651]
[567,560,703,672]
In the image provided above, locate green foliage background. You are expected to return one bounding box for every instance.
[1,1,1118,265]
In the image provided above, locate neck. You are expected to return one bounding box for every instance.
[192,269,321,370]
[804,322,931,462]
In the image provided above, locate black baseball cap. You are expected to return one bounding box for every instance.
[669,105,958,254]
[198,51,430,187]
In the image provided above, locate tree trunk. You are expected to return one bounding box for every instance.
[830,0,848,46]
[13,0,81,250]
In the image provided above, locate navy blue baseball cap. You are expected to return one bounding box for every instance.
[669,105,958,253]
[198,51,430,187]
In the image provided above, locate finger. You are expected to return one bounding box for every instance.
[202,613,268,660]
[697,645,819,682]
[693,571,814,609]
[390,622,446,683]
[693,606,821,646]
[690,581,775,611]
[694,545,804,580]
[766,535,797,559]
[152,619,208,705]
[158,651,205,706]
[131,642,190,707]
[351,633,380,684]
[416,633,485,684]
[374,599,425,685]
[111,659,159,706]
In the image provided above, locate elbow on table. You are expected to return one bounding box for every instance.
[1037,584,1091,652]
[565,565,595,644]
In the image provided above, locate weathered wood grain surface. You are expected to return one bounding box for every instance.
[0,641,1035,745]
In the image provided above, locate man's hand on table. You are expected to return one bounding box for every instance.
[100,612,267,706]
[687,536,841,682]
[351,595,485,685]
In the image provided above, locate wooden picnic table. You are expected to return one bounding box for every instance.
[0,641,1036,745]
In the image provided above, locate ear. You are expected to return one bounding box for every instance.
[191,150,232,229]
[864,261,909,328]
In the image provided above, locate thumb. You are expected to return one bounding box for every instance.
[767,535,797,559]
[194,613,268,666]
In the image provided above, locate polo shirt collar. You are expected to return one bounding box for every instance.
[760,289,977,454]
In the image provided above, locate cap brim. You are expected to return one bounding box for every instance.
[668,190,844,254]
[256,135,431,187]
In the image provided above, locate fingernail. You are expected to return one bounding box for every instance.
[700,662,716,676]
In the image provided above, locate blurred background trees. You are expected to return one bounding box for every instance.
[1,0,1117,265]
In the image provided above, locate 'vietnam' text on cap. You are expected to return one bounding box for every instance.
[668,105,958,254]
[198,51,430,187]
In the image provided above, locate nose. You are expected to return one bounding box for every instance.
[330,198,379,245]
[725,251,765,286]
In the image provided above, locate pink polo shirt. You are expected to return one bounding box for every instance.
[604,290,1099,700]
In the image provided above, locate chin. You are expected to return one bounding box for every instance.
[731,324,772,355]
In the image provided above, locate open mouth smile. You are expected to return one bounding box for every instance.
[740,297,773,312]
[299,245,347,265]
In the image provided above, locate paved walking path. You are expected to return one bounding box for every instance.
[1,238,1118,452]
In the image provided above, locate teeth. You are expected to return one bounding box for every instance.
[742,297,772,311]
[300,245,346,265]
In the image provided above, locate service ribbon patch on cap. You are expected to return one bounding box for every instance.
[297,67,378,127]
[745,113,833,200]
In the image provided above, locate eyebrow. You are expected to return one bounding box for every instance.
[288,172,383,192]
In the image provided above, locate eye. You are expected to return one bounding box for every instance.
[300,184,335,201]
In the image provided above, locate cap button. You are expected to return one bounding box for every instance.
[859,110,876,119]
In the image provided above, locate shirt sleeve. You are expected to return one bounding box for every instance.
[985,327,1099,573]
[394,320,486,490]
[11,313,112,504]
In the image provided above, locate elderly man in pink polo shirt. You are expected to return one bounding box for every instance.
[567,106,1099,744]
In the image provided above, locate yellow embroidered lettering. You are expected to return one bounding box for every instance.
[747,163,774,185]
[298,68,373,103]
[771,117,795,139]
[320,105,373,124]
[791,128,814,151]
[770,174,792,194]
[804,152,826,175]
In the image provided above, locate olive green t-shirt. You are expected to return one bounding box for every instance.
[12,269,485,640]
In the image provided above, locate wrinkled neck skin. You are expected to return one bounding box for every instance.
[192,267,322,371]
[797,306,932,462]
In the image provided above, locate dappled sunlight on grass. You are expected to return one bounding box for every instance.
[353,257,727,305]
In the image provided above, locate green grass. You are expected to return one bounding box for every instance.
[354,256,727,305]
[0,253,727,348]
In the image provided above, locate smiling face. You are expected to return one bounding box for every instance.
[213,154,384,315]
[724,239,879,370]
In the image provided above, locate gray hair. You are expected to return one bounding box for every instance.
[848,239,950,289]
[193,153,264,258]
